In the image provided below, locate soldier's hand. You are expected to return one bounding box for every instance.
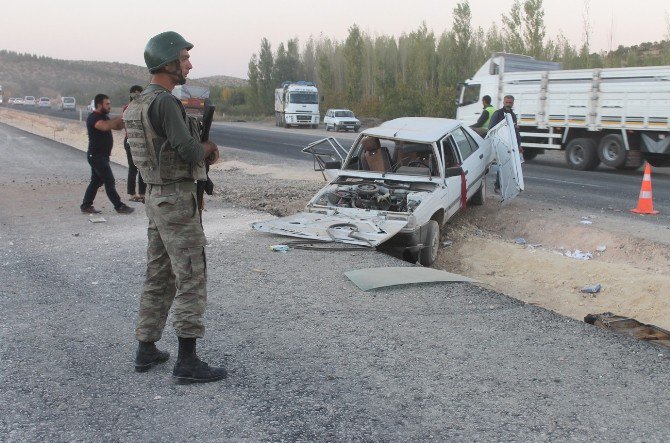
[203,141,219,165]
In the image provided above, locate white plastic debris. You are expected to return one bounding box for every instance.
[442,240,453,247]
[580,220,593,225]
[565,249,593,260]
[596,245,607,252]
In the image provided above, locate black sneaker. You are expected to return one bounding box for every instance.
[81,205,102,214]
[116,204,135,214]
[173,356,227,384]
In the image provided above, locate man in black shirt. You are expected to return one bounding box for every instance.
[80,93,134,214]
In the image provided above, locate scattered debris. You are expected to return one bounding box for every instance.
[596,245,607,252]
[345,266,476,291]
[442,240,453,247]
[270,244,289,252]
[580,220,593,225]
[89,217,106,223]
[153,395,163,401]
[514,237,527,245]
[581,284,602,294]
[564,249,593,260]
[584,312,670,349]
[251,268,265,273]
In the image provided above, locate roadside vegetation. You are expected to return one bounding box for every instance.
[238,0,670,120]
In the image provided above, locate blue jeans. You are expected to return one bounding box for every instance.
[81,155,122,209]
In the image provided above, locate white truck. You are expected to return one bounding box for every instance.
[456,53,670,170]
[274,81,320,129]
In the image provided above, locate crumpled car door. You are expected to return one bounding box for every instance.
[487,114,525,201]
[302,137,350,181]
[251,212,407,247]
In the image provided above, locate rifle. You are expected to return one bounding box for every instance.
[196,104,216,218]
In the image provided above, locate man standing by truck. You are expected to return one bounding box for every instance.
[123,31,225,384]
[470,95,495,136]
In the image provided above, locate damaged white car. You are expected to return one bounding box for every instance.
[252,115,524,266]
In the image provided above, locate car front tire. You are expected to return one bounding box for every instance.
[419,220,440,266]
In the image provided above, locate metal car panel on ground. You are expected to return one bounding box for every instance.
[251,212,408,247]
[345,266,476,291]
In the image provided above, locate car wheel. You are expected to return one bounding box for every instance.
[326,124,330,131]
[419,220,440,267]
[334,125,339,132]
[470,177,486,206]
[565,138,599,170]
[598,134,627,169]
[354,126,360,133]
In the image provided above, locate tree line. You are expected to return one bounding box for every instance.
[227,0,670,120]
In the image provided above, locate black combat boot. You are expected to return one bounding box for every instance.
[172,337,227,384]
[134,341,170,373]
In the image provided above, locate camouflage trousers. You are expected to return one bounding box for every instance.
[135,181,208,342]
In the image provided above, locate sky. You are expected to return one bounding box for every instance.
[2,0,669,79]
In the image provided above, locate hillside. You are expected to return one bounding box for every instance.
[0,50,247,105]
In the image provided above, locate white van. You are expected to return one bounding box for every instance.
[60,97,76,111]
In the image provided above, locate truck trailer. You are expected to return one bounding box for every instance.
[274,81,320,129]
[456,53,670,170]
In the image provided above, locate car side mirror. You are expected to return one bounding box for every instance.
[324,160,341,169]
[445,166,464,178]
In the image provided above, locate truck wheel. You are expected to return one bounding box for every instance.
[419,220,440,267]
[325,124,330,132]
[522,148,540,161]
[470,177,486,206]
[566,138,600,170]
[598,134,627,169]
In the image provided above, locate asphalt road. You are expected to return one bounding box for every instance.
[8,103,670,222]
[2,123,670,441]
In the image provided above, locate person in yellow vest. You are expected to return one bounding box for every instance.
[470,95,495,136]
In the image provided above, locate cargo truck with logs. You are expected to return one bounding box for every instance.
[456,53,670,170]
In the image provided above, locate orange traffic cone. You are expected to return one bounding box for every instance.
[630,162,659,215]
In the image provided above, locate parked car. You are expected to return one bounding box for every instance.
[8,98,15,105]
[252,115,524,266]
[23,96,36,106]
[13,98,24,105]
[324,108,361,132]
[87,99,95,112]
[38,97,51,108]
[59,97,76,111]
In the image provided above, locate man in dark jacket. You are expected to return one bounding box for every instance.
[80,94,134,214]
[489,95,523,193]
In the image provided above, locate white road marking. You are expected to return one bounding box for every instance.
[524,175,607,189]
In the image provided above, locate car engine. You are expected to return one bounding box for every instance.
[314,180,429,212]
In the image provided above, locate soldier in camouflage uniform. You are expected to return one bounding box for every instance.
[123,31,225,384]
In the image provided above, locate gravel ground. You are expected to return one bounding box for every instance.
[2,123,670,441]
